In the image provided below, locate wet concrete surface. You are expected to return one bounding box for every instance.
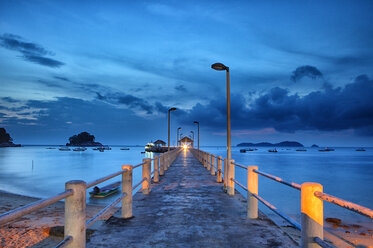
[88,150,297,247]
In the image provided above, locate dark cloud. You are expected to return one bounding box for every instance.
[0,33,64,68]
[291,65,323,82]
[37,79,64,88]
[175,84,187,92]
[118,95,154,114]
[0,97,169,144]
[53,76,71,82]
[96,92,106,100]
[179,75,373,135]
[1,97,20,103]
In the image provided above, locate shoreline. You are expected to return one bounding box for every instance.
[0,190,119,248]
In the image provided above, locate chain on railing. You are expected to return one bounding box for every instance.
[191,148,372,248]
[0,147,182,248]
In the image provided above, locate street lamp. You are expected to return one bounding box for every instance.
[190,131,194,146]
[193,121,199,151]
[211,62,231,163]
[168,107,176,151]
[177,127,181,147]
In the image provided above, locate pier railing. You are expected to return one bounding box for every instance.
[0,147,181,248]
[191,148,373,248]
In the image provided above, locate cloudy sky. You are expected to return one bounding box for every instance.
[1,0,373,146]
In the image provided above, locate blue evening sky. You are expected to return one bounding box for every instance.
[1,0,373,146]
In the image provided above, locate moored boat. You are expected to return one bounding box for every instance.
[59,147,71,151]
[356,148,366,151]
[89,181,121,198]
[268,149,277,153]
[73,147,86,151]
[319,148,335,152]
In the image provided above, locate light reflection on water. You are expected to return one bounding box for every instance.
[202,146,373,225]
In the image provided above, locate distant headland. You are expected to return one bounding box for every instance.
[66,132,103,147]
[237,141,304,147]
[0,128,21,147]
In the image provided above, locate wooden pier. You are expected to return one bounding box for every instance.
[87,149,296,247]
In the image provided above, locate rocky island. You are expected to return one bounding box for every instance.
[237,141,304,147]
[0,128,21,147]
[66,132,103,147]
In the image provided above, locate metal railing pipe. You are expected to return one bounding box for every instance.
[251,192,301,230]
[86,192,126,228]
[55,236,73,248]
[132,178,146,191]
[86,169,127,188]
[133,162,145,169]
[234,162,247,170]
[0,189,73,225]
[253,169,301,190]
[314,191,373,219]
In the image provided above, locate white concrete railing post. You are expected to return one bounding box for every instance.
[154,155,159,183]
[247,166,258,219]
[217,156,222,183]
[204,152,207,168]
[159,155,164,176]
[206,153,211,171]
[301,183,323,248]
[227,159,235,196]
[121,165,133,218]
[164,154,168,171]
[142,158,151,194]
[211,154,216,176]
[223,158,228,192]
[168,152,171,168]
[65,180,86,248]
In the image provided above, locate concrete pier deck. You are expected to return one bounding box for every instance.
[88,150,296,247]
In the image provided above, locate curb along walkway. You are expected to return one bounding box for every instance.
[88,150,296,247]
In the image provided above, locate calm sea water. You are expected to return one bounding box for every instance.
[0,145,372,225]
[203,146,373,225]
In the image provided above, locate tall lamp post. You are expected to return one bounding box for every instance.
[211,62,231,163]
[190,131,194,146]
[193,121,199,151]
[177,127,181,147]
[168,107,177,151]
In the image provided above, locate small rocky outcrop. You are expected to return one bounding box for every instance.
[66,132,103,147]
[0,128,21,147]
